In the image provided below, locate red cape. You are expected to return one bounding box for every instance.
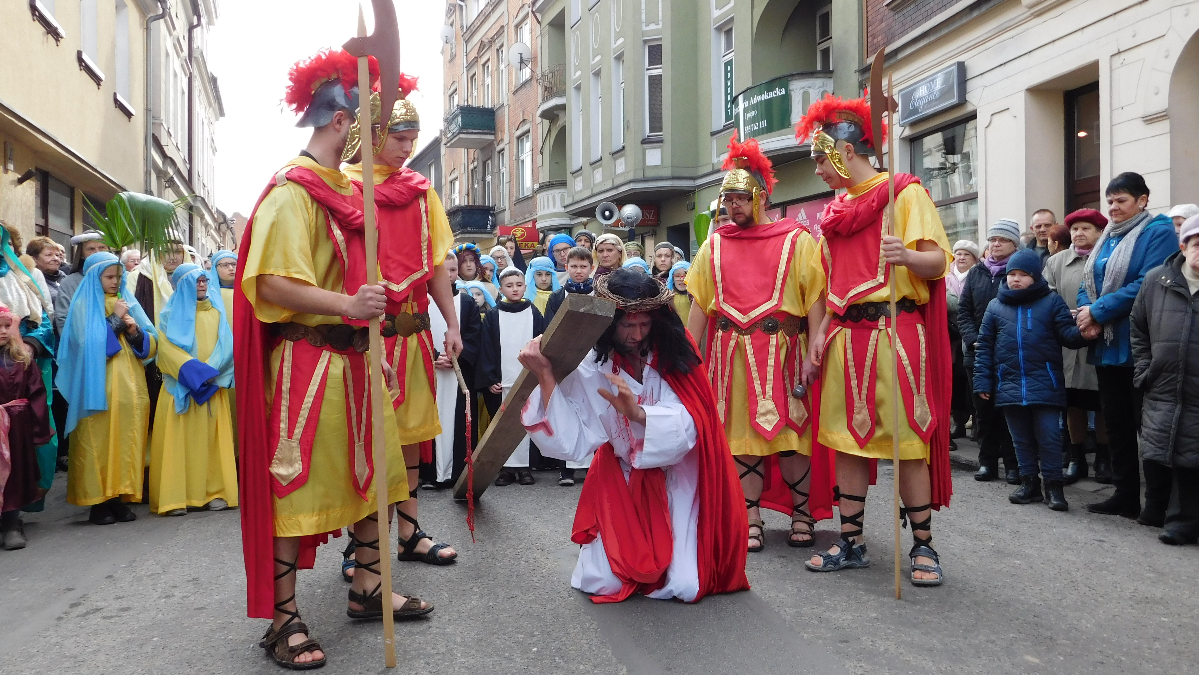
[571,348,749,603]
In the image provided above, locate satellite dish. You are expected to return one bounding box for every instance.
[619,204,643,228]
[509,42,532,70]
[440,25,455,45]
[596,202,619,226]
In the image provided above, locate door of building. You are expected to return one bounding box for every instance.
[1065,83,1101,212]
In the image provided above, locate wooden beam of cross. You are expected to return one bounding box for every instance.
[453,293,617,501]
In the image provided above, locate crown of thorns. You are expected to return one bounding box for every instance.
[593,273,675,312]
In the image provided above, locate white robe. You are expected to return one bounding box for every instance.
[428,293,461,483]
[521,351,701,601]
[499,307,533,468]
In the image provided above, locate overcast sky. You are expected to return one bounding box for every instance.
[208,0,445,217]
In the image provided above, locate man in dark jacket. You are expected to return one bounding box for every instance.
[1130,215,1199,545]
[958,219,1021,482]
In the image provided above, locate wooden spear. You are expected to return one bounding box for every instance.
[344,0,402,666]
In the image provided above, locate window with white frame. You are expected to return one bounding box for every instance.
[80,0,99,62]
[612,54,624,150]
[645,42,663,137]
[483,158,493,205]
[496,45,506,103]
[469,73,478,105]
[517,21,532,83]
[517,132,532,197]
[497,148,507,208]
[483,63,492,107]
[817,7,832,71]
[448,89,458,111]
[469,165,478,203]
[571,83,583,170]
[449,177,460,207]
[720,25,735,126]
[590,69,602,162]
[570,0,581,25]
[114,0,131,100]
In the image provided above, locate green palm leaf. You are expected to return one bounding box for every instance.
[83,192,193,260]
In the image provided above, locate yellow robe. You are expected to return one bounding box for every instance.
[817,173,953,460]
[343,164,456,447]
[672,289,690,324]
[687,231,826,456]
[533,288,553,314]
[67,296,158,506]
[219,286,234,327]
[148,299,239,513]
[241,156,407,537]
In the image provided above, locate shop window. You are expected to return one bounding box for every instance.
[911,118,978,244]
[1066,83,1101,211]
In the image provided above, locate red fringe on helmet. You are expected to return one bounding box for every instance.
[794,92,883,151]
[284,49,379,115]
[722,132,777,195]
[399,73,419,99]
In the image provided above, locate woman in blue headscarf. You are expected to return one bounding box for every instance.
[147,264,238,516]
[622,257,651,274]
[669,260,691,323]
[58,252,157,525]
[523,255,560,313]
[208,250,237,329]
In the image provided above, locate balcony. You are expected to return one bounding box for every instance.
[535,180,571,231]
[536,64,566,121]
[444,106,496,149]
[732,71,834,159]
[446,205,496,240]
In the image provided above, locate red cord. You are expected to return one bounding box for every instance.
[463,398,476,542]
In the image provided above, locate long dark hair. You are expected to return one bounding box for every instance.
[594,268,700,375]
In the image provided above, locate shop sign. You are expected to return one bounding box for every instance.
[898,62,966,126]
[735,76,791,140]
[632,204,659,228]
[499,221,539,250]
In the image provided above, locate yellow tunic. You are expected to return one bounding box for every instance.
[672,290,690,324]
[67,296,158,506]
[241,156,407,537]
[533,288,553,314]
[148,299,239,513]
[687,230,826,456]
[818,173,953,460]
[343,164,456,447]
[219,286,234,327]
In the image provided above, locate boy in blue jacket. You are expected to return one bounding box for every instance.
[974,250,1091,510]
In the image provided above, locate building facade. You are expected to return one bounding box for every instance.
[872,0,1198,244]
[531,0,865,258]
[409,134,443,204]
[441,0,543,254]
[1,0,154,255]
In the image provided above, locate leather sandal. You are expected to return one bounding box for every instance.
[736,457,766,553]
[346,518,435,621]
[396,512,457,566]
[747,519,765,553]
[262,557,326,670]
[903,503,943,587]
[785,465,815,548]
[805,488,870,571]
[340,537,355,583]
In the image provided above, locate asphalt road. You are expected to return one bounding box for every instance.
[1,451,1195,675]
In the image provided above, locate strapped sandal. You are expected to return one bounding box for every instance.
[346,522,435,621]
[902,503,943,587]
[396,511,457,566]
[340,537,355,583]
[747,519,765,553]
[785,465,815,548]
[736,457,766,553]
[805,488,870,572]
[261,558,326,670]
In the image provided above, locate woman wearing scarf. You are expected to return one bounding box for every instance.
[489,245,511,273]
[668,260,691,323]
[652,242,676,282]
[1044,210,1109,483]
[524,256,561,313]
[148,264,238,516]
[1076,172,1178,519]
[547,233,576,286]
[58,252,157,525]
[479,254,498,287]
[593,233,626,278]
[946,240,979,444]
[958,220,1021,483]
[622,257,651,274]
[209,250,237,328]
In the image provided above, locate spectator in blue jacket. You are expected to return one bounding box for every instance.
[975,249,1091,510]
[1076,172,1179,519]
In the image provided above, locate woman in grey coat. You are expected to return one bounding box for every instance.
[1130,216,1199,545]
[1044,210,1110,483]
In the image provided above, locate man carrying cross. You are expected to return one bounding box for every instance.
[518,267,749,603]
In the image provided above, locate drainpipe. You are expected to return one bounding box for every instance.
[187,0,201,248]
[144,0,170,194]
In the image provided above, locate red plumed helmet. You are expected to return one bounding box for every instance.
[284,49,379,115]
[722,131,777,195]
[794,92,883,150]
[398,73,419,99]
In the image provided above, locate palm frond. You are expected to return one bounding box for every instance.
[84,192,193,260]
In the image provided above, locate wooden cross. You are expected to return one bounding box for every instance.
[453,293,616,501]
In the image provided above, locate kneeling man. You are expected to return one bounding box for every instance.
[518,268,749,603]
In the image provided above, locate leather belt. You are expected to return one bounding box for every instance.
[834,299,919,323]
[382,312,430,339]
[716,314,807,337]
[274,322,370,353]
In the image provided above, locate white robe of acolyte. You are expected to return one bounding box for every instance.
[521,351,701,601]
[428,293,461,482]
[500,307,533,468]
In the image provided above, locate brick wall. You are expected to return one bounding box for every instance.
[865,0,959,56]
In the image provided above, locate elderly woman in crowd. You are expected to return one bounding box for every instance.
[25,237,66,311]
[1044,209,1110,483]
[947,240,980,442]
[1077,172,1178,519]
[593,233,626,277]
[1167,204,1198,234]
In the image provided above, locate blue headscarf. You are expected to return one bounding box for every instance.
[479,254,497,282]
[160,264,235,413]
[56,252,157,434]
[209,250,237,289]
[623,257,651,273]
[460,280,496,307]
[669,261,691,291]
[524,256,561,301]
[547,233,575,271]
